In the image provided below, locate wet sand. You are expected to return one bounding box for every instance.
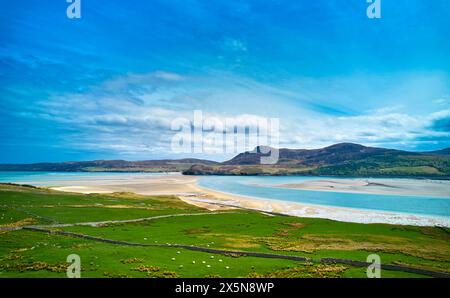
[279,178,450,198]
[49,174,450,227]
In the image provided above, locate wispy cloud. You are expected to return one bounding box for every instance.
[1,0,449,162]
[11,70,446,159]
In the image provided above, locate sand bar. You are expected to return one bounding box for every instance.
[279,178,450,197]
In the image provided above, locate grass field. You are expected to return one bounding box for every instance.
[0,184,449,278]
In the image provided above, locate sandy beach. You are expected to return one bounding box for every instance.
[279,178,450,197]
[45,174,450,227]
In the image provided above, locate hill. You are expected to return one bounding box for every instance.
[0,183,449,278]
[2,143,449,177]
[224,143,405,166]
[184,143,450,178]
[426,147,450,156]
[0,159,218,172]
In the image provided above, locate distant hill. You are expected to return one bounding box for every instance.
[2,143,450,177]
[224,143,407,166]
[426,147,450,156]
[0,159,218,172]
[184,143,450,178]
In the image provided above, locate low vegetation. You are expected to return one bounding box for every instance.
[0,184,448,278]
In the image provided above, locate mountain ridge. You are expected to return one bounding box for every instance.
[186,143,450,177]
[223,143,413,166]
[1,143,449,177]
[425,147,450,156]
[0,158,218,172]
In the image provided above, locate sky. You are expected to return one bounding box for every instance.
[1,0,450,163]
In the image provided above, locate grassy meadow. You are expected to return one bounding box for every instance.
[0,184,449,278]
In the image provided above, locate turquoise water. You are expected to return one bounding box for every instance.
[1,172,449,218]
[198,176,450,218]
[0,171,164,185]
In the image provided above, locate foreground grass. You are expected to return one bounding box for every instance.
[0,184,448,278]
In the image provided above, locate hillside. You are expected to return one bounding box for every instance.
[2,143,449,177]
[1,184,449,278]
[427,147,450,156]
[184,143,450,178]
[0,159,219,173]
[224,143,406,166]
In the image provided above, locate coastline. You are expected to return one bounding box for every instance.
[45,173,450,227]
[183,184,450,227]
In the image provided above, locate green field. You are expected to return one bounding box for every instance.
[0,184,449,278]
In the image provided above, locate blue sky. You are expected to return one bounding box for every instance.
[1,0,450,163]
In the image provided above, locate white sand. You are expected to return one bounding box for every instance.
[279,178,450,197]
[48,174,450,227]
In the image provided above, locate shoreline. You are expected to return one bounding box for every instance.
[42,174,450,227]
[182,184,450,227]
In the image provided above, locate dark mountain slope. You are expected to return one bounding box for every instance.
[185,143,450,177]
[426,147,450,156]
[224,143,412,166]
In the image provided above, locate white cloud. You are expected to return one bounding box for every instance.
[26,71,450,159]
[279,111,450,150]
